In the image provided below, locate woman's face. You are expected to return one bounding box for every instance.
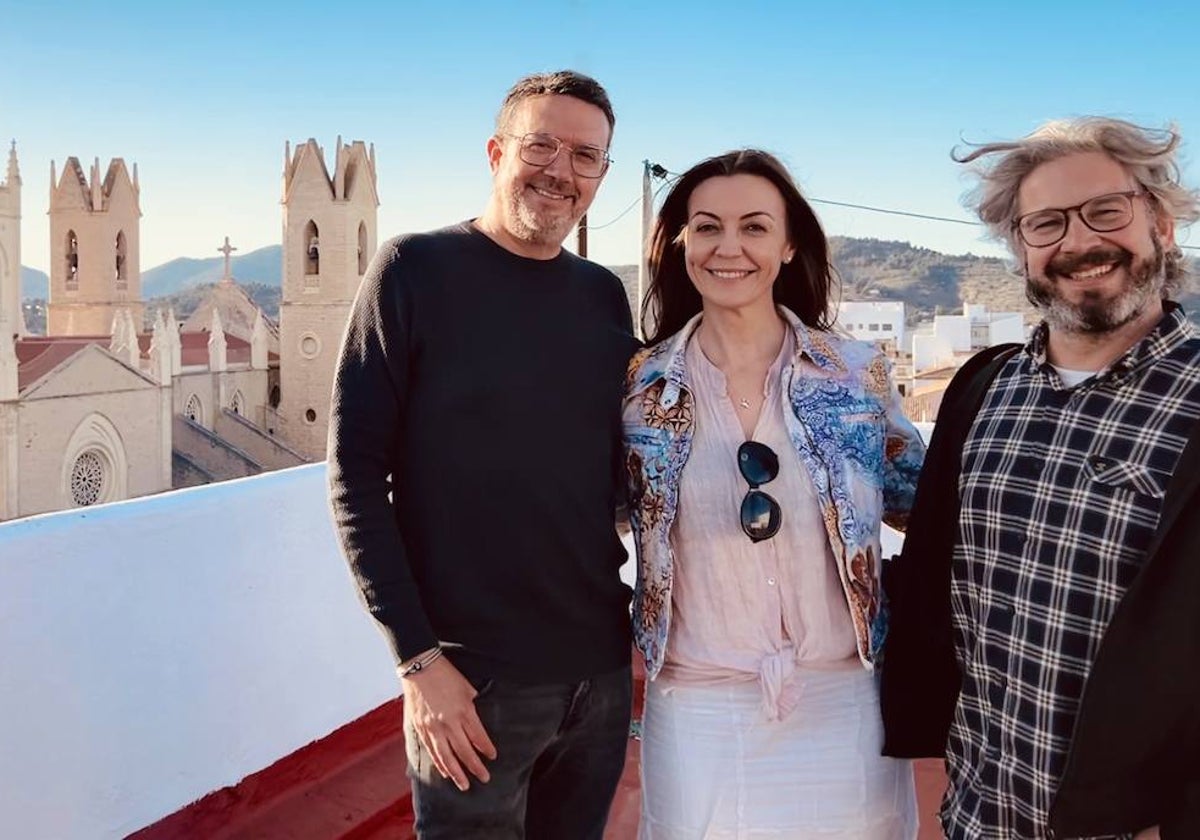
[683,173,795,315]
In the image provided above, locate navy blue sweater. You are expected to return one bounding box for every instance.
[328,222,638,683]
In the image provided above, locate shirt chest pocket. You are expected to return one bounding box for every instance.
[1082,454,1170,499]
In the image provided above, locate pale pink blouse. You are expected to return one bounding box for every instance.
[660,332,859,720]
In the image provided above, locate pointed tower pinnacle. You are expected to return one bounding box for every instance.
[6,141,19,186]
[250,309,269,370]
[208,308,227,372]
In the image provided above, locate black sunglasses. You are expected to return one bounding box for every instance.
[737,441,781,543]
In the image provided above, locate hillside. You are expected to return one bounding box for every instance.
[141,245,281,297]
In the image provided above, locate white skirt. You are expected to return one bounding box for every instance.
[639,667,917,840]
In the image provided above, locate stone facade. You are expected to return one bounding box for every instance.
[277,138,378,459]
[5,344,170,519]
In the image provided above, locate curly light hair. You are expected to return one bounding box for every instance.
[956,117,1199,290]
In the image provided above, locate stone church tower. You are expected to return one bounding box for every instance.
[0,142,22,349]
[278,137,378,459]
[47,156,143,336]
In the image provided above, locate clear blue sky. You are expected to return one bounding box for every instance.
[5,0,1199,274]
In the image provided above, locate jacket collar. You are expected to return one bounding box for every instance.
[630,306,848,409]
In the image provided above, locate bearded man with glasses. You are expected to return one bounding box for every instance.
[328,70,638,839]
[882,117,1200,840]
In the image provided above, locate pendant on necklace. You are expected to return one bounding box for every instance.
[738,397,751,410]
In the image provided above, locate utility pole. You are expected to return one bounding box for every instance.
[637,160,653,339]
[576,213,588,258]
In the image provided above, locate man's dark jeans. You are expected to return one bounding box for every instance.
[405,665,632,839]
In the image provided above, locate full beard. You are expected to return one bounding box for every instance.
[1026,237,1165,334]
[504,177,579,246]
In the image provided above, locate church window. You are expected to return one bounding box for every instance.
[185,393,203,425]
[304,220,320,276]
[269,385,281,408]
[299,333,321,359]
[66,230,79,290]
[358,221,369,275]
[70,450,107,507]
[230,390,245,416]
[115,231,128,288]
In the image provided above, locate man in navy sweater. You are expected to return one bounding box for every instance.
[328,70,639,839]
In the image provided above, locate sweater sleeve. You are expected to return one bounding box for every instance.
[327,239,438,666]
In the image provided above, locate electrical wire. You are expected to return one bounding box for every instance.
[586,164,1200,251]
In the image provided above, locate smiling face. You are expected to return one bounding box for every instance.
[683,174,795,316]
[484,93,611,258]
[1018,150,1174,335]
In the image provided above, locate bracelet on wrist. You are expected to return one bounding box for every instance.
[398,646,444,678]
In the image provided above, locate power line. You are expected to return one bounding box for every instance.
[809,197,978,227]
[587,167,1200,252]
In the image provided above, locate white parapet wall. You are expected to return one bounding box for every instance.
[0,464,399,840]
[0,423,929,840]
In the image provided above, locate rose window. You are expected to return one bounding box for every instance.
[70,451,106,506]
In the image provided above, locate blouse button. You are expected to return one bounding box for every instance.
[767,577,777,586]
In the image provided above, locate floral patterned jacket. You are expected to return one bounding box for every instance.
[623,307,926,679]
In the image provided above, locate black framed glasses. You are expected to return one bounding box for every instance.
[1013,190,1145,248]
[737,441,781,543]
[501,132,611,178]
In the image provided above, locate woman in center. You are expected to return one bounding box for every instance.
[623,150,924,839]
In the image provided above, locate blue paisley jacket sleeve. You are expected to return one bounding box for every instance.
[621,307,926,679]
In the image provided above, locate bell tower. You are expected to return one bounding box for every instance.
[47,156,143,336]
[278,137,379,459]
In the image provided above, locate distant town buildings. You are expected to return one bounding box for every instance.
[837,298,1028,422]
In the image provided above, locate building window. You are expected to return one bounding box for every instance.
[70,450,107,507]
[304,408,317,424]
[299,333,321,360]
[230,390,245,417]
[269,385,281,408]
[869,324,880,332]
[358,221,369,276]
[882,324,893,332]
[185,393,203,424]
[115,230,128,288]
[304,220,320,276]
[66,229,79,290]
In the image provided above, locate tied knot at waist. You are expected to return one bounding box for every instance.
[760,649,801,721]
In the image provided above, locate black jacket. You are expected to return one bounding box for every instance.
[880,344,1200,840]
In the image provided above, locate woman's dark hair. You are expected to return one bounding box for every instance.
[642,149,835,345]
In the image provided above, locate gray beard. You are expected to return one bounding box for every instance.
[504,184,577,247]
[1027,238,1165,335]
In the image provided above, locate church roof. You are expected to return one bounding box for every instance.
[14,336,157,395]
[16,337,95,392]
[179,279,280,354]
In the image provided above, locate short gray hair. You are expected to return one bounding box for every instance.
[495,70,615,141]
[956,117,1198,288]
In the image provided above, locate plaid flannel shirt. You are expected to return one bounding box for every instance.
[942,304,1200,840]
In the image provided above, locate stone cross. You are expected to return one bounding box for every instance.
[218,236,237,283]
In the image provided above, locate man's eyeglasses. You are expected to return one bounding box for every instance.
[501,132,611,179]
[1013,190,1146,248]
[738,441,781,543]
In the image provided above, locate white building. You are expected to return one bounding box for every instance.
[837,300,906,347]
[911,301,1025,375]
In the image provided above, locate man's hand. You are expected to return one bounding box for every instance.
[1133,827,1161,840]
[402,656,497,791]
